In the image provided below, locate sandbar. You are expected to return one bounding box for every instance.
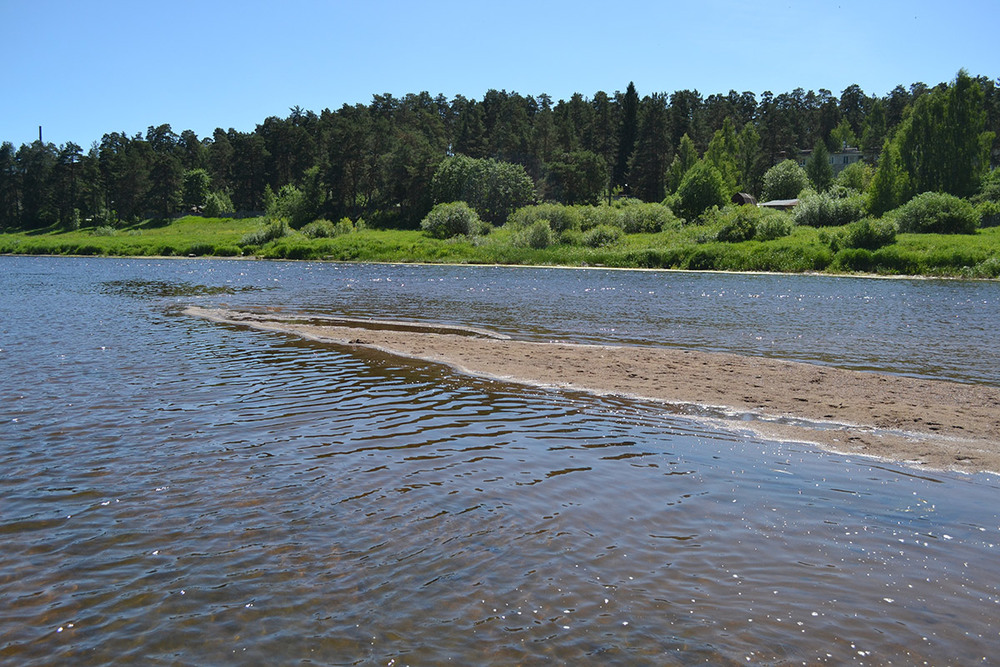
[185,306,1000,474]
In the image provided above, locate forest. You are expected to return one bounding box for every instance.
[1,71,998,276]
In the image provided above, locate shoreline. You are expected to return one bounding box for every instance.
[185,306,1000,474]
[5,251,998,283]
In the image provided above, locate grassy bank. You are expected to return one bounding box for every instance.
[2,215,999,278]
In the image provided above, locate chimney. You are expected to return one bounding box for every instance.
[39,126,43,143]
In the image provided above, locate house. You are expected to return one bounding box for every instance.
[759,198,799,211]
[796,145,864,176]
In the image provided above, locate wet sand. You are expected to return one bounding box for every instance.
[186,306,1000,474]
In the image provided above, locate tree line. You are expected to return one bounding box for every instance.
[1,73,997,232]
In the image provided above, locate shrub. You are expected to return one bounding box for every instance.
[420,201,488,239]
[617,201,680,233]
[716,212,756,243]
[578,205,619,230]
[301,217,358,239]
[431,155,535,224]
[583,225,623,247]
[839,218,897,250]
[793,191,865,227]
[973,169,1000,204]
[154,244,177,256]
[559,228,584,246]
[240,219,289,246]
[203,191,234,217]
[676,162,728,221]
[755,214,794,241]
[93,225,116,236]
[300,219,337,238]
[508,203,581,233]
[522,220,554,249]
[684,246,719,270]
[761,159,809,201]
[970,256,1000,278]
[713,205,792,242]
[185,242,216,256]
[976,201,1000,228]
[893,192,978,234]
[835,161,874,192]
[834,248,875,272]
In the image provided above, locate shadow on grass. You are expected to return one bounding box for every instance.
[133,217,173,230]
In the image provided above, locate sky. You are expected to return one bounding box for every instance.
[2,0,997,149]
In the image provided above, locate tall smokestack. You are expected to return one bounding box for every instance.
[39,126,42,143]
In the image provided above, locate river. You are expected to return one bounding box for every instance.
[2,256,999,665]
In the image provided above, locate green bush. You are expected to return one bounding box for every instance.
[431,155,535,224]
[521,219,555,249]
[794,191,865,227]
[203,191,234,217]
[213,245,242,257]
[301,217,358,239]
[976,201,1000,228]
[676,162,728,221]
[185,242,216,256]
[583,225,623,247]
[893,192,978,234]
[969,256,1000,278]
[684,246,719,270]
[300,219,338,238]
[713,205,792,242]
[835,161,874,192]
[240,219,289,246]
[578,205,619,230]
[755,214,794,241]
[870,246,916,274]
[761,159,809,201]
[559,228,584,246]
[840,218,897,250]
[617,201,680,233]
[508,203,581,233]
[973,169,1000,204]
[420,201,488,239]
[716,213,756,242]
[834,248,875,272]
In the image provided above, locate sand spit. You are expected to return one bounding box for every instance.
[185,306,1000,474]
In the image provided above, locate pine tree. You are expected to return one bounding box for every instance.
[806,139,833,192]
[628,94,671,202]
[613,82,639,193]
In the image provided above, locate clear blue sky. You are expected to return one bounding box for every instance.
[3,0,996,149]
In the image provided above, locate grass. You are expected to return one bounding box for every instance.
[0,216,260,257]
[2,215,999,278]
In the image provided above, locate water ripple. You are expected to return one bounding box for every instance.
[2,257,1000,665]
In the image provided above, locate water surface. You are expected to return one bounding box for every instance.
[2,256,998,665]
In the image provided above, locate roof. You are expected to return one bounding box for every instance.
[759,198,799,209]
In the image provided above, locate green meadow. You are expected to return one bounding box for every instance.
[4,214,999,279]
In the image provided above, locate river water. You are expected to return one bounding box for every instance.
[2,256,999,665]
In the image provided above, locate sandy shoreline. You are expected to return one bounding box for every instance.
[185,306,1000,474]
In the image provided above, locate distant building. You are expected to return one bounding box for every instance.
[796,145,864,176]
[759,198,799,211]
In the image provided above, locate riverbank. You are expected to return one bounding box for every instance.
[4,216,1000,278]
[186,306,1000,474]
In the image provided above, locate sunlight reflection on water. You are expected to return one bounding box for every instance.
[1,256,999,665]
